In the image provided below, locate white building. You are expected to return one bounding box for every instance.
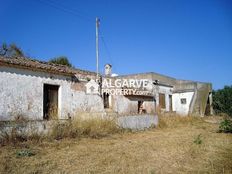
[0,56,213,121]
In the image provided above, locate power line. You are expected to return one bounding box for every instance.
[36,0,94,23]
[35,0,117,73]
[99,29,118,73]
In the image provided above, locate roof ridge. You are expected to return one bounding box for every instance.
[0,56,96,76]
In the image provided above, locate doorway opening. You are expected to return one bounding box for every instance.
[205,94,211,116]
[159,93,166,109]
[138,101,144,114]
[169,95,172,111]
[103,92,110,108]
[43,84,59,120]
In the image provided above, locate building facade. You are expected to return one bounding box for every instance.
[0,56,213,121]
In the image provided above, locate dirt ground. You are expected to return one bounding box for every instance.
[0,116,232,174]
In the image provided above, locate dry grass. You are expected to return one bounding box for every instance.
[0,117,122,146]
[49,117,122,140]
[157,113,203,129]
[0,115,232,173]
[0,117,43,146]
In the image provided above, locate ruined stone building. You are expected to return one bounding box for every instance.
[0,56,213,121]
[105,70,213,116]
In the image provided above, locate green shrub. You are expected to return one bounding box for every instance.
[213,85,232,117]
[219,119,232,133]
[16,149,35,157]
[193,134,202,145]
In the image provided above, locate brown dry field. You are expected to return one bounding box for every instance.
[0,116,232,174]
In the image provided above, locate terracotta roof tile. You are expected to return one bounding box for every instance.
[0,56,96,77]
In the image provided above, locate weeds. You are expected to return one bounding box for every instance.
[50,118,122,140]
[157,113,202,129]
[1,115,231,174]
[218,118,232,133]
[16,149,35,158]
[193,134,202,145]
[0,119,44,146]
[0,116,122,145]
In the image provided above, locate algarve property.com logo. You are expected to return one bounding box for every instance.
[85,78,153,96]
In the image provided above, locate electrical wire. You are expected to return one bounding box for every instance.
[99,29,118,73]
[36,0,94,23]
[36,0,118,73]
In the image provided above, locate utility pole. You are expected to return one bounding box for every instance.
[96,17,100,81]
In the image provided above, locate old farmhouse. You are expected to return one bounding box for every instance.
[0,56,213,121]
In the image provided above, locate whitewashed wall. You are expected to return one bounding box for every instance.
[0,66,104,121]
[172,92,194,115]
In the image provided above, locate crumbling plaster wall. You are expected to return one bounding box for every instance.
[112,95,155,115]
[143,101,156,113]
[0,66,104,121]
[113,95,138,115]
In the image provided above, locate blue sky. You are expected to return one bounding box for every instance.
[1,0,231,89]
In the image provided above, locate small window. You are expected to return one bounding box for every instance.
[181,98,187,104]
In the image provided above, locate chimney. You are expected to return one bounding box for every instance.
[104,64,112,76]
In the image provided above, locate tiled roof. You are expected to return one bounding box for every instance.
[0,56,96,76]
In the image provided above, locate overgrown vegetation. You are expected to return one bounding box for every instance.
[213,85,232,117]
[16,149,35,158]
[50,118,122,140]
[49,56,73,67]
[219,118,232,133]
[0,115,231,173]
[157,113,202,129]
[0,117,122,146]
[0,117,43,146]
[193,134,203,144]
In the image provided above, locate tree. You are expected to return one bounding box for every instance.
[49,56,73,67]
[213,85,232,117]
[0,43,24,57]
